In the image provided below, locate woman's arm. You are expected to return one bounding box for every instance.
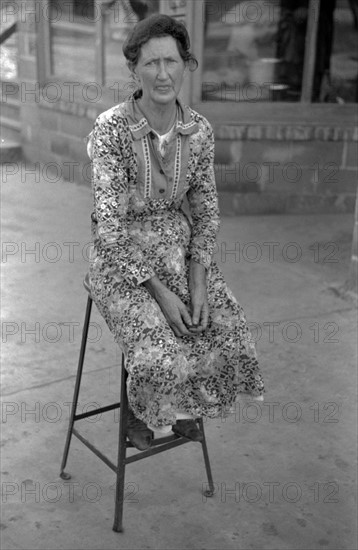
[187,118,220,270]
[186,118,220,332]
[89,112,155,287]
[188,259,209,332]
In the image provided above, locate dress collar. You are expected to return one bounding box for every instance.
[123,93,199,140]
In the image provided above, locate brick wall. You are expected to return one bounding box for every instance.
[22,100,99,184]
[18,99,358,214]
[346,187,358,295]
[214,124,357,215]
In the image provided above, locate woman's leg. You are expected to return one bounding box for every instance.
[173,261,265,418]
[89,268,194,428]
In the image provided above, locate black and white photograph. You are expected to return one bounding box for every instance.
[1,1,357,549]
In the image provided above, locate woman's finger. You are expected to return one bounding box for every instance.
[171,325,182,338]
[173,320,190,337]
[191,296,204,326]
[192,306,201,326]
[200,301,209,330]
[180,305,193,329]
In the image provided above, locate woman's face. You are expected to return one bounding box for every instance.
[132,36,187,108]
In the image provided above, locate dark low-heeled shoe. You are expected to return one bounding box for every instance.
[172,419,203,442]
[126,409,153,450]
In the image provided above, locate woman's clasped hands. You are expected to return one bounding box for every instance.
[144,260,208,337]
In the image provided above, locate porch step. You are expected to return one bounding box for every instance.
[0,138,22,163]
[0,111,21,143]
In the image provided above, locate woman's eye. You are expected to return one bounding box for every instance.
[145,59,177,66]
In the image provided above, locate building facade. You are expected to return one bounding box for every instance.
[1,0,357,215]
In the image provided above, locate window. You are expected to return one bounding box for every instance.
[49,0,96,81]
[0,0,18,80]
[201,0,358,103]
[328,0,358,103]
[45,0,159,90]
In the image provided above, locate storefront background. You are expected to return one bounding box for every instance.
[0,0,357,216]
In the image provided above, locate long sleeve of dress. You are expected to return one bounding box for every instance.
[187,119,220,269]
[89,113,156,287]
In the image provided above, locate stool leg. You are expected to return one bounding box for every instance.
[113,356,128,532]
[198,418,215,497]
[60,295,93,479]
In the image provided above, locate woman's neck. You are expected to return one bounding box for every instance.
[137,97,177,135]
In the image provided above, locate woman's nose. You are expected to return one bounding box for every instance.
[157,61,169,79]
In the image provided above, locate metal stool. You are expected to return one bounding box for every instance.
[59,274,215,532]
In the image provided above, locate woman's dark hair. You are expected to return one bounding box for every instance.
[123,14,198,71]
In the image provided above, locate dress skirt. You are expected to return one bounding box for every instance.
[89,206,265,428]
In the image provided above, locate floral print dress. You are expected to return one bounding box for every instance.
[87,94,264,428]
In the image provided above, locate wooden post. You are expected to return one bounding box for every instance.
[95,5,106,87]
[36,0,52,83]
[301,0,321,103]
[346,186,358,295]
[190,0,205,105]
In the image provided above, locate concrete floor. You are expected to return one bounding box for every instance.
[1,164,357,550]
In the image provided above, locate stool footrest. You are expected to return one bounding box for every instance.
[125,436,190,464]
[73,426,191,469]
[73,428,117,473]
[151,433,181,446]
[74,402,121,421]
[72,428,194,472]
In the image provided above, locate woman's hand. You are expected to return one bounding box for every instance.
[188,260,209,333]
[144,276,193,337]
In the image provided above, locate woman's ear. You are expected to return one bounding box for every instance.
[127,61,138,81]
[182,63,189,81]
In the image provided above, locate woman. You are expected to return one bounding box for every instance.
[88,14,264,450]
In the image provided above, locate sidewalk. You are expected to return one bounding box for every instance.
[1,163,357,550]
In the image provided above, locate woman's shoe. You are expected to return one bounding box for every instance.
[126,409,153,450]
[172,419,203,442]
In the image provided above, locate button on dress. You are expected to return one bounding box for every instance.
[87,94,265,428]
